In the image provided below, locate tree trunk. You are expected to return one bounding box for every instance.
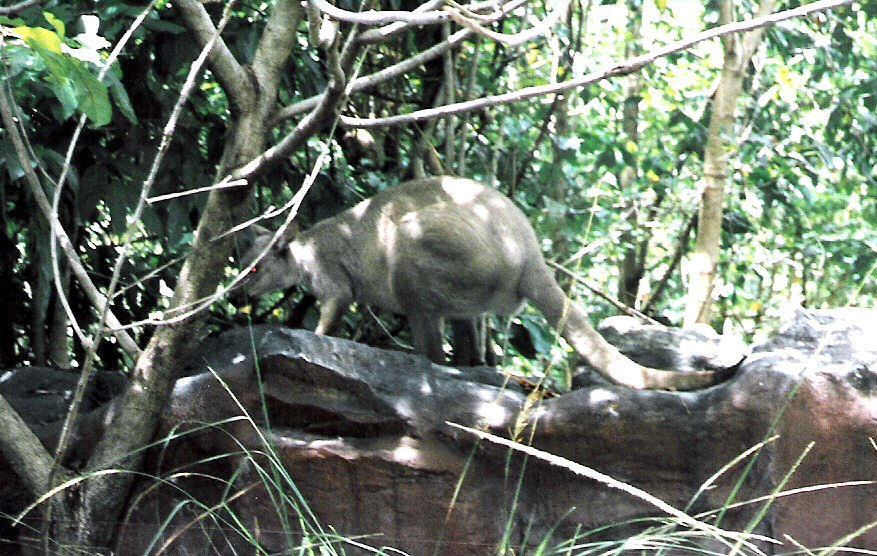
[47,3,307,551]
[0,219,21,368]
[617,0,645,308]
[684,1,776,326]
[30,213,50,366]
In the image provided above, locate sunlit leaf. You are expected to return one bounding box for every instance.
[12,26,62,53]
[43,12,65,37]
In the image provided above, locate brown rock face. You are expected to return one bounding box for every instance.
[2,310,875,554]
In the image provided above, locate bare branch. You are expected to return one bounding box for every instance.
[274,27,474,123]
[357,0,447,43]
[311,0,449,26]
[0,0,43,15]
[719,0,736,51]
[446,0,569,46]
[252,0,305,95]
[174,0,253,111]
[145,178,248,204]
[548,261,661,325]
[229,32,352,185]
[355,0,520,43]
[442,22,456,167]
[340,0,854,129]
[275,0,531,124]
[743,1,779,61]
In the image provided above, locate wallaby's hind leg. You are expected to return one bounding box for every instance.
[409,314,446,363]
[450,318,484,366]
[315,297,349,335]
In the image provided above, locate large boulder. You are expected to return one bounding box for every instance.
[113,308,877,554]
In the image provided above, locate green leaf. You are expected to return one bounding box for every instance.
[0,138,28,181]
[51,79,79,121]
[29,47,79,120]
[0,16,26,26]
[43,11,65,37]
[13,26,62,53]
[71,62,111,126]
[0,45,42,79]
[32,45,111,126]
[105,70,138,124]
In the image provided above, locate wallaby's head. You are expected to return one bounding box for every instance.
[234,223,300,303]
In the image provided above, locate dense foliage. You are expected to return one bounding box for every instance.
[1,0,874,377]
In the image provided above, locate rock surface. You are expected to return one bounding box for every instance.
[120,308,877,554]
[2,309,876,554]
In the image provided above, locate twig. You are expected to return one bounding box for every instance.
[341,0,854,128]
[357,0,520,43]
[274,29,474,123]
[274,0,527,123]
[547,260,661,325]
[145,178,248,204]
[642,213,697,314]
[357,0,447,43]
[311,0,449,26]
[446,0,569,46]
[0,0,43,15]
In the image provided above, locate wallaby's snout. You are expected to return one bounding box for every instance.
[232,223,299,310]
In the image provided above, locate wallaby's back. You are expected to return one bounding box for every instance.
[304,176,542,318]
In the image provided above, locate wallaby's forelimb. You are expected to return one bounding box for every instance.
[315,297,348,335]
[409,315,445,363]
[450,318,483,366]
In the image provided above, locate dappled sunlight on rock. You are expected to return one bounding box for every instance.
[588,387,619,406]
[390,438,421,464]
[476,401,507,427]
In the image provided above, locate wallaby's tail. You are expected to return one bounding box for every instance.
[522,263,727,391]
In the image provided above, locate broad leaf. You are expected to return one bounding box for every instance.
[13,26,62,53]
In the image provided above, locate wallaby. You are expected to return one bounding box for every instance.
[238,176,729,390]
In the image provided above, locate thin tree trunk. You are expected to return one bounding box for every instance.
[617,0,644,308]
[30,213,50,365]
[48,202,77,368]
[49,3,309,551]
[684,0,776,326]
[0,217,20,368]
